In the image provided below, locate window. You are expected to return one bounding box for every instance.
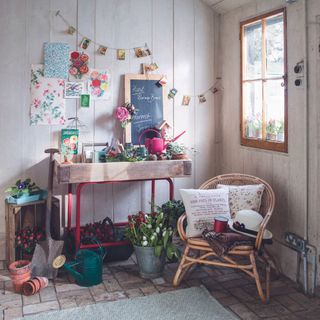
[240,8,287,152]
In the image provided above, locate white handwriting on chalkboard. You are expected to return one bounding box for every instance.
[132,85,161,103]
[134,113,152,124]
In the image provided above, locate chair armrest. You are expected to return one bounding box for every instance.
[177,213,187,241]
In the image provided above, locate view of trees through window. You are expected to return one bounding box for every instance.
[241,9,287,152]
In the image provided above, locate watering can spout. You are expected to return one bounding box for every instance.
[164,130,186,149]
[63,262,84,282]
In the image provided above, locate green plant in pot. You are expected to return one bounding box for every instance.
[158,200,185,234]
[166,142,187,160]
[125,211,179,279]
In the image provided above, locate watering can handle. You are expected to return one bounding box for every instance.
[138,128,162,146]
[80,237,106,260]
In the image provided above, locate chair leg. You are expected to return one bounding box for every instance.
[266,263,271,303]
[249,252,267,304]
[173,244,193,286]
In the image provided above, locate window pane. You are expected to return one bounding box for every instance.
[265,79,285,142]
[266,14,284,77]
[243,81,262,139]
[244,22,262,80]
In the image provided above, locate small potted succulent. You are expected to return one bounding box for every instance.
[5,178,46,205]
[166,142,188,160]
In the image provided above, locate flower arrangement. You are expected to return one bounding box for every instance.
[15,226,45,258]
[115,102,136,128]
[5,179,41,198]
[69,51,89,79]
[125,211,179,259]
[166,142,187,159]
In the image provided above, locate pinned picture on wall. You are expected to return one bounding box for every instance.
[117,49,126,60]
[79,37,91,50]
[64,82,83,98]
[98,46,108,55]
[182,95,191,106]
[88,69,111,100]
[198,94,207,103]
[69,51,89,81]
[67,26,76,35]
[30,64,66,126]
[168,88,178,99]
[44,42,70,79]
[80,94,90,107]
[134,47,145,58]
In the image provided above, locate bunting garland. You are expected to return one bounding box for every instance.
[55,10,223,106]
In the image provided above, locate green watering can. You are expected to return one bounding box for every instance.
[53,239,106,287]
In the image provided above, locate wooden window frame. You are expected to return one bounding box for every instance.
[240,8,288,153]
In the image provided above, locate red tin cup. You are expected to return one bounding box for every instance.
[213,217,228,233]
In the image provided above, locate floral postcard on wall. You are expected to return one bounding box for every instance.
[44,42,70,79]
[64,82,83,98]
[30,64,66,125]
[88,69,111,100]
[69,51,89,81]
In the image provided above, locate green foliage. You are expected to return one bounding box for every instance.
[5,178,41,198]
[158,200,185,232]
[166,142,186,156]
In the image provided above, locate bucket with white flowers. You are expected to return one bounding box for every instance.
[125,211,179,279]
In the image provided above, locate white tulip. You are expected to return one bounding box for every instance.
[156,227,160,234]
[142,240,148,246]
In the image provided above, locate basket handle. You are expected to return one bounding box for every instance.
[79,236,106,260]
[138,129,162,146]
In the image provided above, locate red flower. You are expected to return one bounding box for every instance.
[71,51,80,60]
[92,79,101,87]
[80,54,89,62]
[80,64,89,74]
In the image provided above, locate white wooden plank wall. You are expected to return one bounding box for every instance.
[0,0,216,261]
[217,0,320,282]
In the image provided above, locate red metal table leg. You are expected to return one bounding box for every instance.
[75,183,86,250]
[151,180,156,212]
[166,178,174,200]
[67,184,72,230]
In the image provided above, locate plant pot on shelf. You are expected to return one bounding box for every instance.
[134,245,166,279]
[266,133,277,141]
[171,153,188,160]
[8,260,32,293]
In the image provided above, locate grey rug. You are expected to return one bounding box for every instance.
[23,286,238,320]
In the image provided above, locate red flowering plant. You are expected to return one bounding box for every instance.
[69,51,89,79]
[115,102,137,128]
[125,211,179,259]
[15,226,45,259]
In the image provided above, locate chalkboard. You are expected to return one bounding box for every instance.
[125,74,168,145]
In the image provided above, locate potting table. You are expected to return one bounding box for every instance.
[54,158,192,250]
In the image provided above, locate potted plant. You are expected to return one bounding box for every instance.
[158,200,185,234]
[5,178,46,205]
[8,260,32,293]
[125,210,179,279]
[166,142,188,160]
[276,120,284,141]
[266,119,278,141]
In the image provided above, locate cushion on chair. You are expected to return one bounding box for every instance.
[217,184,265,218]
[180,188,231,238]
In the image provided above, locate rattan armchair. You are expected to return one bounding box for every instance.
[173,173,276,303]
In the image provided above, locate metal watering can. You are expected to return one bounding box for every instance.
[139,129,186,154]
[53,239,106,287]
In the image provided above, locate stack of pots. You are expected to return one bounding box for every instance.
[8,260,32,293]
[22,277,48,296]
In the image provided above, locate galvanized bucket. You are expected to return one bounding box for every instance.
[134,245,165,279]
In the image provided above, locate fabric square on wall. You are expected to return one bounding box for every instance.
[44,42,70,79]
[30,64,66,125]
[180,188,230,238]
[217,184,265,218]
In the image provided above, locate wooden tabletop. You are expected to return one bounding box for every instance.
[54,158,192,184]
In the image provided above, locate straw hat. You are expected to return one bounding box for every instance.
[228,209,272,240]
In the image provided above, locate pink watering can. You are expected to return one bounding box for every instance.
[139,129,186,154]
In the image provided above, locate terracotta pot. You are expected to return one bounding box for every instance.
[22,277,48,296]
[9,260,32,293]
[171,153,188,160]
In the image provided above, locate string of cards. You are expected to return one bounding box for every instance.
[56,10,223,106]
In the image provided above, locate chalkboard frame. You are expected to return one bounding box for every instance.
[124,73,168,145]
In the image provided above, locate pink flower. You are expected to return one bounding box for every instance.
[43,89,49,96]
[115,106,129,122]
[33,99,41,108]
[90,70,99,79]
[99,74,107,81]
[73,60,83,68]
[60,117,66,125]
[69,67,78,75]
[92,87,102,96]
[35,83,40,89]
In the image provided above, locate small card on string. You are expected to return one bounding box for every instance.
[79,37,91,50]
[157,76,167,87]
[98,46,108,55]
[67,26,76,35]
[80,94,90,108]
[135,47,145,58]
[198,94,207,103]
[182,95,191,106]
[168,88,178,99]
[117,49,125,60]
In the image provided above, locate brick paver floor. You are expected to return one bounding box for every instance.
[1,255,320,320]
